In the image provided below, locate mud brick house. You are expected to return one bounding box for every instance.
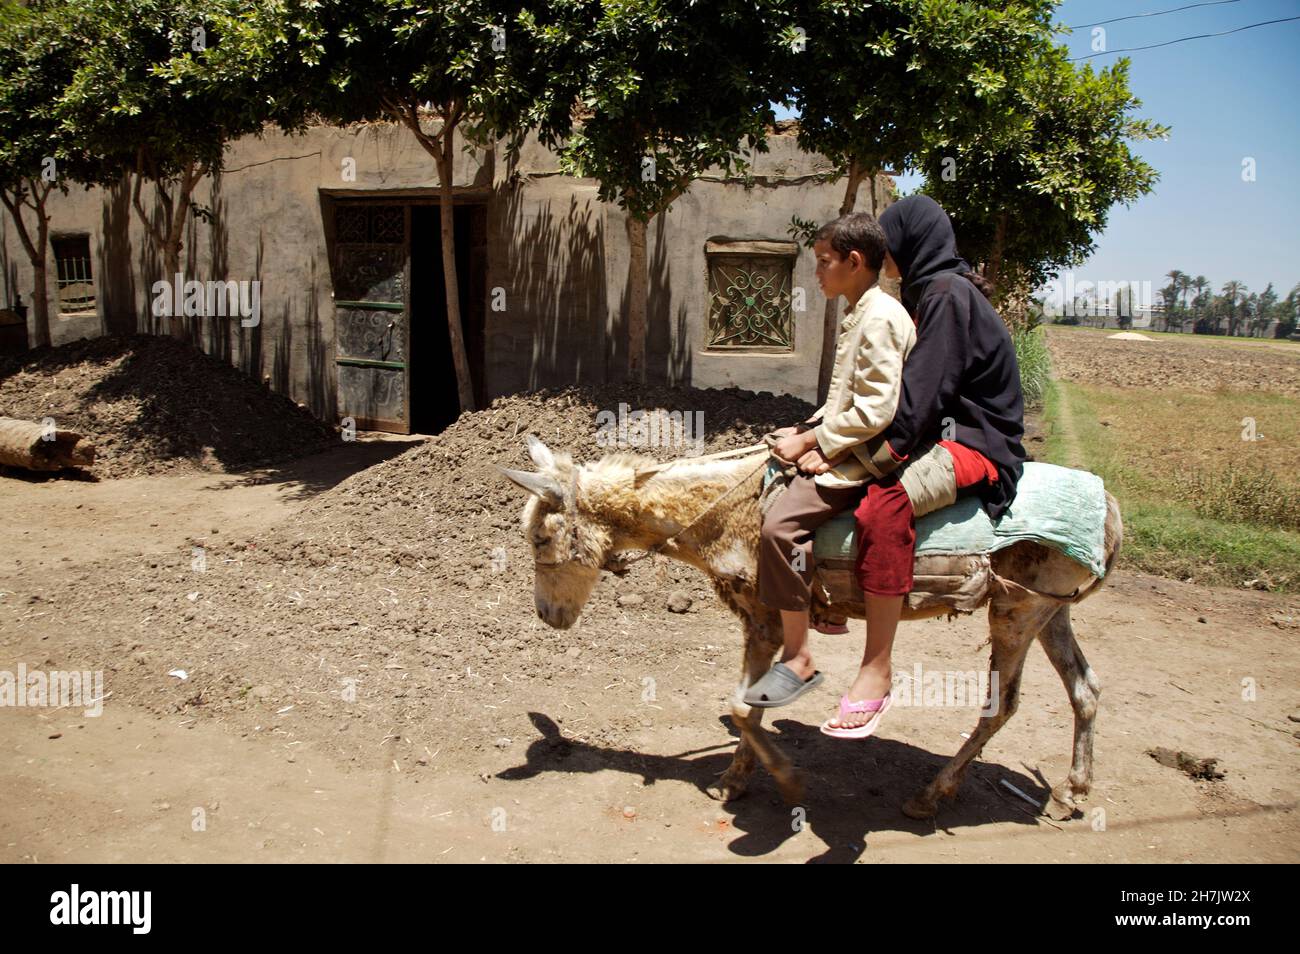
[0,120,892,433]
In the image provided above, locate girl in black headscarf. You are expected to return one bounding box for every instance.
[822,194,1028,738]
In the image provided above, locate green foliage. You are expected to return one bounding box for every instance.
[788,0,1058,188]
[49,2,247,179]
[1171,462,1300,532]
[522,0,796,220]
[207,1,575,156]
[1012,324,1050,409]
[0,0,116,191]
[920,46,1167,291]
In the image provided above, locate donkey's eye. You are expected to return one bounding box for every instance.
[533,535,551,547]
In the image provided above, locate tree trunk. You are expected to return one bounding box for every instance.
[165,161,204,340]
[0,180,54,348]
[624,212,649,384]
[131,154,196,339]
[817,157,869,404]
[31,260,50,348]
[437,149,476,412]
[986,213,1008,290]
[391,97,476,412]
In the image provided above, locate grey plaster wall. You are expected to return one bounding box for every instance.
[1,119,892,422]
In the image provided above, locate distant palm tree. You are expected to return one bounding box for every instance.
[1280,283,1300,338]
[1221,280,1247,336]
[1164,269,1186,331]
[1191,275,1210,332]
[1190,274,1211,335]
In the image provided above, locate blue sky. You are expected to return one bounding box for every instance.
[782,0,1300,298]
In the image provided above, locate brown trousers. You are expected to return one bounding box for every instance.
[757,473,863,611]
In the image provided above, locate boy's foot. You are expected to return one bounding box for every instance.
[743,656,823,708]
[779,651,817,681]
[824,670,893,730]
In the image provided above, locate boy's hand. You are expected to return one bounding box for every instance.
[772,429,818,464]
[770,423,813,440]
[797,447,848,475]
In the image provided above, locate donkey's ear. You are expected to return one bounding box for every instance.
[525,434,555,471]
[497,466,564,506]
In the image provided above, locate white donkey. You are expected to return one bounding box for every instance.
[502,436,1121,820]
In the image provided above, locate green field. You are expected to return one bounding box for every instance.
[1039,377,1300,592]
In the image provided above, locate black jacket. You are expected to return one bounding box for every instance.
[878,196,1026,520]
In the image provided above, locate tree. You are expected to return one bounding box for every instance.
[1162,270,1186,331]
[0,0,114,347]
[56,0,275,337]
[1221,280,1246,337]
[788,0,1056,393]
[1253,283,1278,337]
[921,47,1166,316]
[1275,283,1299,339]
[211,0,590,408]
[1191,274,1210,332]
[523,0,796,383]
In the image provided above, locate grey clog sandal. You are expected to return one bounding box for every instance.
[743,662,824,708]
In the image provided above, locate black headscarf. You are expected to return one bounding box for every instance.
[876,194,1027,521]
[878,194,971,311]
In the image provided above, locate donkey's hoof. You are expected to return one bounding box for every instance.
[1045,787,1080,821]
[707,773,749,802]
[901,794,938,819]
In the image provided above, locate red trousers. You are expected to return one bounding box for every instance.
[854,442,997,597]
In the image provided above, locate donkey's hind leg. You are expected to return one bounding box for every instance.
[902,595,1060,820]
[709,611,803,805]
[1037,605,1101,820]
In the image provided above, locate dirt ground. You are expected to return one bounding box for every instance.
[2,418,1297,861]
[1044,325,1300,396]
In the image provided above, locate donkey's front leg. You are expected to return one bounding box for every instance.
[709,614,803,805]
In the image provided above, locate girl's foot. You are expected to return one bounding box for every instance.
[825,669,892,730]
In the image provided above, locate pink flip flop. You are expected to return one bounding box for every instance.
[820,692,893,739]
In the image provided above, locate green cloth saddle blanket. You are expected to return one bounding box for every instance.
[764,460,1110,578]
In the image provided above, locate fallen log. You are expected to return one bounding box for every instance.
[0,416,96,471]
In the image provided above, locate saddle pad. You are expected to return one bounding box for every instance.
[765,460,1109,578]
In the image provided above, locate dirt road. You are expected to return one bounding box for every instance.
[2,442,1296,862]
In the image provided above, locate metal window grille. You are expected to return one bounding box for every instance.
[53,235,95,314]
[706,252,795,351]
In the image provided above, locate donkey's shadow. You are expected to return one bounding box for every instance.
[496,712,1072,861]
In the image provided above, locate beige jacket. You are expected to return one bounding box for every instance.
[808,283,917,488]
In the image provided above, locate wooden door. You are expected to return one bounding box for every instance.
[332,203,410,433]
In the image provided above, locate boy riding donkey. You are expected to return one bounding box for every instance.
[747,195,1027,740]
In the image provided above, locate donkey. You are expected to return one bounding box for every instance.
[501,435,1122,821]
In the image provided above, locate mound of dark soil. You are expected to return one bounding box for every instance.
[0,335,337,477]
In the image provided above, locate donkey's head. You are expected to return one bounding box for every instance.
[499,435,613,629]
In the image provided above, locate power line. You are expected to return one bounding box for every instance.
[1069,15,1300,60]
[1069,0,1246,31]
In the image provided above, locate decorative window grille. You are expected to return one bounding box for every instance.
[705,240,798,351]
[53,234,95,314]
